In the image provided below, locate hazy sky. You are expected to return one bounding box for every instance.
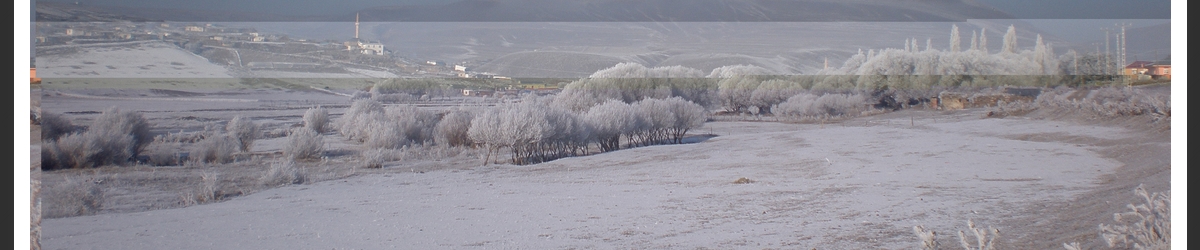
[37,0,1171,20]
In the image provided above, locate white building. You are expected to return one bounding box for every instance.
[359,42,385,55]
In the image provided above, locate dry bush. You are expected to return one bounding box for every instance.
[1098,184,1170,250]
[1035,87,1171,121]
[337,99,386,141]
[86,130,137,167]
[146,143,185,166]
[39,112,76,141]
[372,93,417,103]
[259,160,306,187]
[303,106,330,133]
[41,108,152,170]
[350,90,372,100]
[90,107,152,157]
[361,148,391,168]
[434,109,475,147]
[774,92,870,118]
[42,174,105,218]
[182,171,221,206]
[912,220,999,250]
[354,105,437,150]
[41,133,99,170]
[284,128,324,161]
[914,225,939,250]
[225,116,259,152]
[153,130,206,144]
[957,219,1000,250]
[190,133,239,164]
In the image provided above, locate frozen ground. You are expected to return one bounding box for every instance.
[36,41,234,78]
[40,106,1167,249]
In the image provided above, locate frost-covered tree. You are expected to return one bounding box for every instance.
[950,24,961,52]
[662,97,707,144]
[707,64,773,78]
[469,95,591,165]
[750,79,803,114]
[717,75,765,113]
[970,30,978,51]
[774,92,868,118]
[468,107,505,165]
[553,63,715,111]
[584,99,638,152]
[979,28,989,54]
[1002,25,1018,54]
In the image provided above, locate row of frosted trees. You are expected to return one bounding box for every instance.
[467,95,706,165]
[337,94,707,165]
[712,24,1122,114]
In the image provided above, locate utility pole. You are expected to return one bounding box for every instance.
[1102,28,1111,75]
[1116,23,1131,70]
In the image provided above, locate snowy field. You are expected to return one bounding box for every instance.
[36,41,234,78]
[39,103,1164,249]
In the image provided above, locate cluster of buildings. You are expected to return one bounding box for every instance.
[342,13,387,55]
[34,22,278,46]
[1123,56,1171,81]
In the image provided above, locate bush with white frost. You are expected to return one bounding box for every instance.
[775,92,869,118]
[40,112,76,141]
[1098,184,1170,250]
[360,105,437,149]
[284,128,324,161]
[337,99,386,141]
[89,107,153,158]
[42,133,103,170]
[360,148,391,168]
[190,133,239,164]
[260,160,305,187]
[225,116,258,152]
[303,106,330,133]
[553,63,716,112]
[41,107,152,170]
[435,108,476,147]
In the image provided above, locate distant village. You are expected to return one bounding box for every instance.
[33,16,565,96]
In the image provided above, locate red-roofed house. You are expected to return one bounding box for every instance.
[1149,57,1170,80]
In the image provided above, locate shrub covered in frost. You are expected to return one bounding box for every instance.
[302,106,330,133]
[225,116,258,152]
[435,108,475,147]
[89,107,152,158]
[774,92,869,118]
[284,128,324,161]
[40,112,76,141]
[190,133,239,164]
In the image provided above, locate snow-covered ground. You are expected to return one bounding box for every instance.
[36,41,234,78]
[41,111,1139,249]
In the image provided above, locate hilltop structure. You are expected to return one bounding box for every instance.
[344,13,387,55]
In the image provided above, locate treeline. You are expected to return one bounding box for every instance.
[339,94,706,165]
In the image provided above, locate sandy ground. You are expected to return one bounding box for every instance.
[39,106,1169,249]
